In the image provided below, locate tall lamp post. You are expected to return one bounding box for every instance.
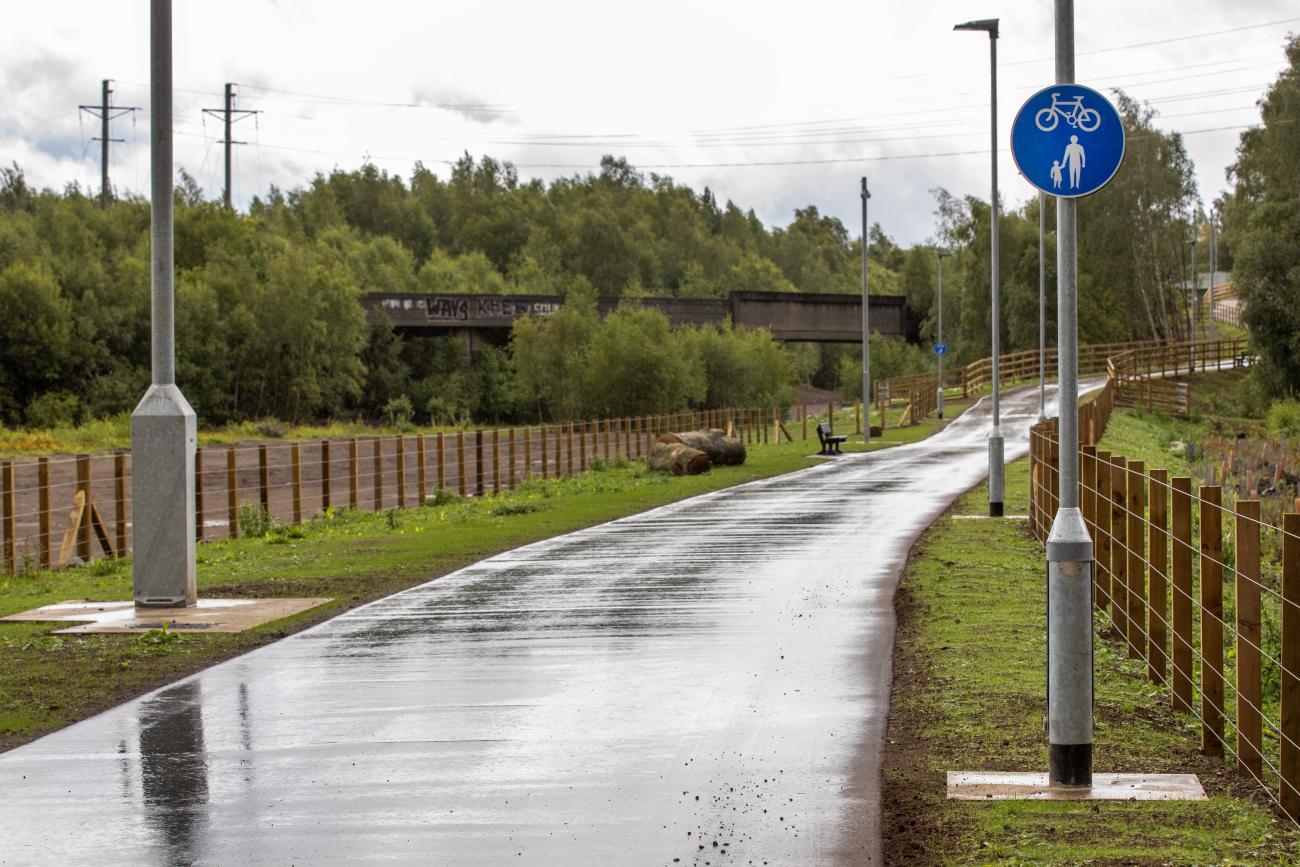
[861,177,871,444]
[936,249,952,419]
[1208,209,1217,346]
[954,17,1003,517]
[132,0,197,607]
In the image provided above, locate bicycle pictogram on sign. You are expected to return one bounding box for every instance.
[1034,92,1101,133]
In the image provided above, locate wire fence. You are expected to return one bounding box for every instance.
[1027,339,1300,823]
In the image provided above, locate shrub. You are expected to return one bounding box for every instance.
[1266,398,1300,438]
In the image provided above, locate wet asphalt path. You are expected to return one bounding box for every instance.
[0,383,1071,866]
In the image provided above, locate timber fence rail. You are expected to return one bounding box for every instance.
[0,404,858,576]
[1026,338,1300,821]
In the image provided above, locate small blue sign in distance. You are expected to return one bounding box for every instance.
[934,342,947,356]
[1011,83,1124,199]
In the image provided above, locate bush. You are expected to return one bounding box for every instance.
[1267,398,1300,438]
[237,501,275,537]
[24,392,80,428]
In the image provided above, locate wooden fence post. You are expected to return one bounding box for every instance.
[541,425,549,479]
[624,418,632,459]
[1171,477,1193,713]
[396,436,407,508]
[525,427,533,481]
[1096,451,1113,625]
[258,444,270,516]
[1148,469,1169,686]
[1,462,13,574]
[509,428,517,488]
[349,438,360,509]
[579,422,587,473]
[38,457,51,569]
[76,453,92,562]
[458,431,467,497]
[1281,512,1300,820]
[1110,454,1130,647]
[567,421,575,475]
[227,446,240,539]
[193,448,204,543]
[493,429,501,494]
[1235,499,1262,777]
[417,435,427,503]
[1200,485,1225,757]
[322,439,332,512]
[292,442,303,525]
[374,438,387,511]
[475,430,485,497]
[116,451,129,556]
[1127,460,1146,661]
[436,433,446,492]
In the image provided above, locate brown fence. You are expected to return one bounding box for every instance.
[1027,341,1300,822]
[1,404,862,576]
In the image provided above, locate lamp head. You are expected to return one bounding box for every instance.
[954,18,999,38]
[937,249,953,259]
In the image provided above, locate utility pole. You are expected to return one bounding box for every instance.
[936,250,952,419]
[79,80,139,208]
[1046,0,1094,789]
[202,83,258,209]
[861,177,871,445]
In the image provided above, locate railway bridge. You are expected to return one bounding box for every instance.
[361,290,917,344]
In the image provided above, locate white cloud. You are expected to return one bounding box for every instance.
[1,0,1295,242]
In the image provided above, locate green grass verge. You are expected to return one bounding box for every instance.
[883,458,1300,865]
[0,405,960,751]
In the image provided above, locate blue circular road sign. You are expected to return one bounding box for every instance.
[1011,84,1124,198]
[934,342,947,356]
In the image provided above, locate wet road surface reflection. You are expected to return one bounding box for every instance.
[0,384,1074,865]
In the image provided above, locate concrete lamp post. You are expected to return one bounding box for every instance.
[954,16,1004,518]
[131,0,197,608]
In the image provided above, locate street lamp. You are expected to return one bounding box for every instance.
[861,177,871,445]
[936,249,952,419]
[954,16,1003,517]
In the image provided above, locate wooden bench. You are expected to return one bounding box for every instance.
[816,423,847,455]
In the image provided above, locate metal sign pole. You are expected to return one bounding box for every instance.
[1038,192,1047,423]
[131,0,197,607]
[1046,0,1094,787]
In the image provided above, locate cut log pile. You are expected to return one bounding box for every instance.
[655,429,746,466]
[647,442,712,476]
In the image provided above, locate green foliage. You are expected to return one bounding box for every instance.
[1223,36,1300,396]
[1266,398,1300,437]
[237,502,275,538]
[836,337,932,401]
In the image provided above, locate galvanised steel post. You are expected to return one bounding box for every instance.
[1039,192,1047,423]
[131,0,198,607]
[861,177,871,444]
[1046,0,1094,788]
[955,16,1003,516]
[1209,211,1217,345]
[936,250,951,418]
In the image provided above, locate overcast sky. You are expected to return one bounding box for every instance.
[2,1,1296,245]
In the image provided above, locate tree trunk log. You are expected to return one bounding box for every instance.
[655,429,746,466]
[647,442,712,476]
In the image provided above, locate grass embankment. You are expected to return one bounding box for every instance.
[884,463,1300,863]
[0,403,962,752]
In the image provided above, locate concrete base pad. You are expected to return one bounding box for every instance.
[947,771,1205,801]
[1,598,331,634]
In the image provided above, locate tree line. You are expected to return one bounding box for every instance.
[0,73,1253,429]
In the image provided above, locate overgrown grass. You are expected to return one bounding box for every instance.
[0,405,960,750]
[885,458,1300,864]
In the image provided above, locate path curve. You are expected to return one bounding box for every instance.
[0,382,1078,865]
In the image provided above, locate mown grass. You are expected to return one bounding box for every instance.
[884,458,1300,864]
[0,403,960,751]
